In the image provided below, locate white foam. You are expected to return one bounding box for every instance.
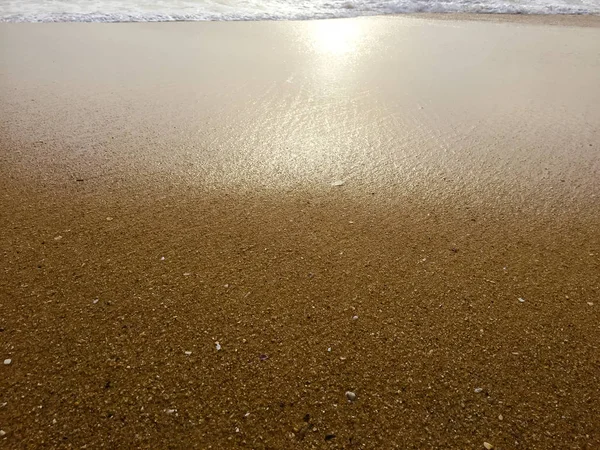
[1,0,599,23]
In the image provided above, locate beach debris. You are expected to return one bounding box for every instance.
[183,273,191,277]
[3,359,11,365]
[184,351,192,356]
[518,298,525,303]
[165,409,176,415]
[106,217,113,221]
[483,443,494,450]
[295,423,310,440]
[235,427,240,433]
[54,236,62,241]
[224,284,229,288]
[0,430,5,437]
[345,391,357,402]
[498,414,503,420]
[474,387,483,393]
[303,413,310,422]
[587,302,594,306]
[215,341,222,351]
[327,347,331,352]
[352,315,359,320]
[244,412,250,418]
[331,180,345,187]
[160,256,165,261]
[259,354,269,361]
[93,298,99,304]
[325,434,336,441]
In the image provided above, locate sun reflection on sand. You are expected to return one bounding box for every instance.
[308,18,365,55]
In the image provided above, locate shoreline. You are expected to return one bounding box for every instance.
[2,13,600,27]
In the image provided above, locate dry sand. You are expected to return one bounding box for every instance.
[1,16,599,449]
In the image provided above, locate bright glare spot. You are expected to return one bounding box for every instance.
[310,19,363,55]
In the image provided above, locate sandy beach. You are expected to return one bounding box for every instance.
[1,16,599,448]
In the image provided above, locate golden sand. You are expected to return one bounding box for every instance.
[1,16,599,448]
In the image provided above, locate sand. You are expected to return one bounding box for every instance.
[1,15,599,449]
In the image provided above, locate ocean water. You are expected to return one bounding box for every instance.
[1,0,599,22]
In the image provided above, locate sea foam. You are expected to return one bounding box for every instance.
[1,0,599,23]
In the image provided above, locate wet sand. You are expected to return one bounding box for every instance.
[1,16,599,449]
[415,13,600,28]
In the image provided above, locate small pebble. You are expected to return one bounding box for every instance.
[331,180,345,186]
[165,409,176,414]
[484,442,494,450]
[54,236,62,241]
[215,342,222,351]
[474,387,483,393]
[345,391,357,401]
[518,298,525,303]
[587,302,594,306]
[0,430,5,437]
[160,256,165,261]
[352,315,359,320]
[93,299,99,304]
[184,351,192,356]
[3,359,11,365]
[498,414,503,420]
